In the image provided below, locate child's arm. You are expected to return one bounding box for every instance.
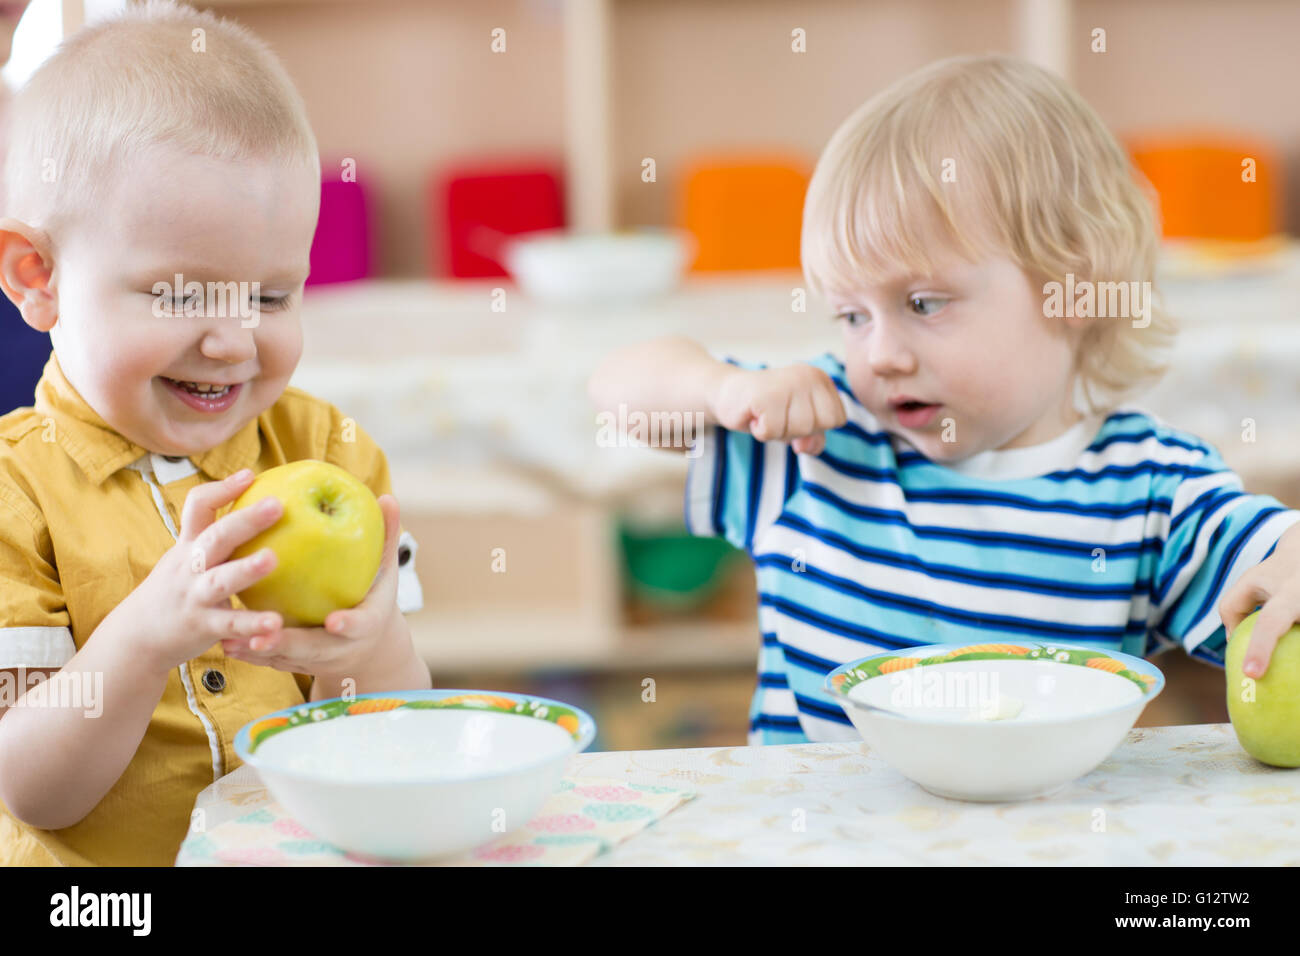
[0,469,288,831]
[0,631,173,830]
[1147,439,1300,677]
[587,335,846,454]
[587,335,733,429]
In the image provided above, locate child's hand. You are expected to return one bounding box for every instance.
[118,468,288,673]
[218,494,409,684]
[1219,523,1300,677]
[709,364,847,456]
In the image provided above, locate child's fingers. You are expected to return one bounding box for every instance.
[367,495,402,590]
[199,547,278,604]
[227,625,353,671]
[1219,574,1274,640]
[786,392,817,439]
[191,497,283,572]
[811,376,847,429]
[213,609,283,643]
[179,468,255,541]
[1239,599,1299,678]
[751,400,786,441]
[792,433,825,456]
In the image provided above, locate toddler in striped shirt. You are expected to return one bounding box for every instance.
[589,54,1299,744]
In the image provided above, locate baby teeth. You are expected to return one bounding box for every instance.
[173,379,231,396]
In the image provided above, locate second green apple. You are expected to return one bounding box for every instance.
[1225,610,1300,768]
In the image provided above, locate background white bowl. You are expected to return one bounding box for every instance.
[826,643,1165,802]
[235,691,596,861]
[502,228,694,304]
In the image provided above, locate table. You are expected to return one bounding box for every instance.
[186,723,1300,865]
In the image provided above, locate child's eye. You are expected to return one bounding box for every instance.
[154,292,198,315]
[908,295,947,316]
[253,294,293,312]
[837,311,870,327]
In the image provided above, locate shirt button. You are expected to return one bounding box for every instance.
[202,668,226,693]
[398,545,411,566]
[162,455,186,462]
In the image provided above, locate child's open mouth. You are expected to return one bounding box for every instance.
[160,377,243,413]
[893,401,941,428]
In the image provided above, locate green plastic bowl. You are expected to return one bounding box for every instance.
[618,524,740,611]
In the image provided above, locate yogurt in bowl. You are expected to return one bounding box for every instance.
[824,642,1164,802]
[234,690,596,861]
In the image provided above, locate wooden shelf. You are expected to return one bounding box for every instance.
[411,613,758,673]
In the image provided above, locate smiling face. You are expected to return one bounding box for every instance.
[832,251,1086,463]
[47,143,319,457]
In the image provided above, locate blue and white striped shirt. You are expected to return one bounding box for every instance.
[685,353,1300,745]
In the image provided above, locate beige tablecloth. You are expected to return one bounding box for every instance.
[184,722,1299,865]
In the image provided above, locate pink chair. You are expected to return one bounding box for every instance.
[307,168,372,286]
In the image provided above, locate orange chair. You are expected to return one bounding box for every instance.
[1127,135,1283,242]
[680,156,811,271]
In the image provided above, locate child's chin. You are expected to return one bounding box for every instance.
[904,433,968,460]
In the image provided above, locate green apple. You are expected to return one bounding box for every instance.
[1225,610,1300,767]
[228,460,384,627]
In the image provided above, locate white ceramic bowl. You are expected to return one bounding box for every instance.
[824,642,1165,802]
[234,690,596,861]
[502,228,694,304]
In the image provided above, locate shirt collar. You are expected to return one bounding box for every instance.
[931,413,1104,481]
[33,351,262,485]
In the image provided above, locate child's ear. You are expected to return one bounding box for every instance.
[0,216,56,332]
[1061,309,1093,333]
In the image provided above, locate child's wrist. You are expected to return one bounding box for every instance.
[95,605,174,680]
[703,362,746,423]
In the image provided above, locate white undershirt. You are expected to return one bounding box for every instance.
[921,413,1106,482]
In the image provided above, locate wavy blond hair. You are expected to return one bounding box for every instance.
[4,0,318,240]
[801,54,1173,416]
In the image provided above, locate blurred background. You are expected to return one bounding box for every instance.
[3,0,1300,749]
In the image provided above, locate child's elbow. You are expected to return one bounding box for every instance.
[1,788,64,831]
[0,780,82,831]
[0,756,85,831]
[8,804,77,832]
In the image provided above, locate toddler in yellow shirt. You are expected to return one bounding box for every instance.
[0,0,430,865]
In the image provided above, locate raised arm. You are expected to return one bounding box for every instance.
[588,335,846,455]
[587,335,734,428]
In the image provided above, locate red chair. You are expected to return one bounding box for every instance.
[433,162,565,278]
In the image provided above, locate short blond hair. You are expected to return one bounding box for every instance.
[4,0,319,239]
[801,54,1173,416]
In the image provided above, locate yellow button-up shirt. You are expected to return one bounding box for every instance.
[0,353,423,865]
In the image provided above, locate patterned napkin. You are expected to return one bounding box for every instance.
[176,777,696,866]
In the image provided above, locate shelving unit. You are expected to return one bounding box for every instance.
[37,0,1291,747]
[181,0,1116,273]
[293,251,1300,691]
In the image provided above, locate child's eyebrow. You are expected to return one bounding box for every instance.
[126,264,310,287]
[830,273,944,305]
[257,269,311,288]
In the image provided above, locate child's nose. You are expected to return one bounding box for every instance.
[864,322,917,375]
[198,322,257,364]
